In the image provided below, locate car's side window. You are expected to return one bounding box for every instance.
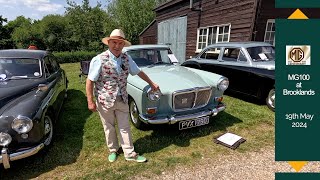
[222,48,241,62]
[199,47,220,60]
[238,50,247,62]
[49,56,60,71]
[44,57,55,77]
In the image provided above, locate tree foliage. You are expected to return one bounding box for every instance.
[10,16,35,49]
[0,15,14,49]
[106,0,157,44]
[37,15,71,51]
[0,0,166,51]
[65,0,107,51]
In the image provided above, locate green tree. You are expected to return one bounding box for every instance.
[0,15,17,49]
[37,15,71,51]
[10,18,31,48]
[106,0,157,45]
[0,15,9,49]
[66,0,107,51]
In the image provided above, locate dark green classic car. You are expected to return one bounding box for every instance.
[0,49,67,169]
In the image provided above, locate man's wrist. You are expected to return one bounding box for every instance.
[87,98,94,103]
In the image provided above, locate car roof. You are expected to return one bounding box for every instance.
[204,42,273,49]
[0,49,49,59]
[123,44,169,52]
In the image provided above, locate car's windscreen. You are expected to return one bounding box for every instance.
[126,49,176,67]
[0,58,41,80]
[246,46,275,61]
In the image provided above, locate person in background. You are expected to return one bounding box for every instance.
[86,29,160,163]
[28,45,38,50]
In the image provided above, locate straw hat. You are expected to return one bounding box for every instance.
[102,29,131,47]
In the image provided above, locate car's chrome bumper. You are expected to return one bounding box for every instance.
[139,104,226,125]
[0,143,45,169]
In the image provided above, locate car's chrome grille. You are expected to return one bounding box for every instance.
[195,89,212,107]
[173,87,212,112]
[174,92,196,109]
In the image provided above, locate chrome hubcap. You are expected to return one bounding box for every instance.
[267,90,275,109]
[130,101,139,124]
[44,116,53,146]
[45,118,51,134]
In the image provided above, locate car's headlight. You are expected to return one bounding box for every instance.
[147,88,162,101]
[0,132,12,146]
[217,78,229,91]
[12,115,33,134]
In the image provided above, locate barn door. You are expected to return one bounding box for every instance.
[158,16,187,63]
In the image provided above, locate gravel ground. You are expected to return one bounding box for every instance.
[134,147,320,180]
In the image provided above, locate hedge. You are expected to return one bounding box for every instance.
[53,51,99,64]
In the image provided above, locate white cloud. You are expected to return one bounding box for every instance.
[0,0,17,5]
[1,0,103,21]
[0,0,62,13]
[24,0,62,12]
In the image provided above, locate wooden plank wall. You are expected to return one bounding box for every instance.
[139,21,157,44]
[155,0,257,59]
[140,0,320,58]
[255,0,320,42]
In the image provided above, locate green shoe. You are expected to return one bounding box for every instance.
[125,154,147,163]
[108,152,118,162]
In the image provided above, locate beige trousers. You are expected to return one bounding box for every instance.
[96,96,135,158]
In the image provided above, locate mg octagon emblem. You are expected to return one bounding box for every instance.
[181,98,188,104]
[286,45,311,65]
[289,48,304,62]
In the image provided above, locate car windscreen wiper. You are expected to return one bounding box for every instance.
[154,61,164,65]
[6,75,28,80]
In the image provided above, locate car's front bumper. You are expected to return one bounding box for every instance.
[139,103,226,125]
[0,143,45,169]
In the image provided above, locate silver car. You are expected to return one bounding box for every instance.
[182,42,275,111]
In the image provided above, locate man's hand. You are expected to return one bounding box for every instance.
[86,79,97,112]
[150,82,160,92]
[137,71,160,92]
[88,100,97,112]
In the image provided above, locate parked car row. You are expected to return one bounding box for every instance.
[0,42,274,169]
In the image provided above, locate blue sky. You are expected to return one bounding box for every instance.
[0,0,107,22]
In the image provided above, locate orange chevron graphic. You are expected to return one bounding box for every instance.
[288,9,309,19]
[288,161,308,172]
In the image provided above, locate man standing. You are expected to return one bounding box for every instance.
[86,29,159,163]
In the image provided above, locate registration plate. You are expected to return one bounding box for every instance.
[179,116,209,130]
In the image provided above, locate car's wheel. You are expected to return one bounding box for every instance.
[129,99,145,129]
[64,90,68,99]
[43,115,53,146]
[266,88,275,111]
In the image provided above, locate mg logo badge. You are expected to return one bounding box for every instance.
[286,45,311,65]
[181,98,188,104]
[289,48,304,62]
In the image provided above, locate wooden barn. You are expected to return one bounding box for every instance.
[139,0,319,63]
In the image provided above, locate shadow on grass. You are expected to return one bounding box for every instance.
[225,90,265,106]
[134,111,242,154]
[0,89,91,179]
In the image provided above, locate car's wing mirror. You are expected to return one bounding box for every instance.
[36,84,48,93]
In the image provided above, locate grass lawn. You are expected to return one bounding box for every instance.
[0,63,275,179]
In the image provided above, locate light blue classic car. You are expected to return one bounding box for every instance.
[124,45,229,130]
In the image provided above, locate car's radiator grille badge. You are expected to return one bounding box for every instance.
[173,88,212,111]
